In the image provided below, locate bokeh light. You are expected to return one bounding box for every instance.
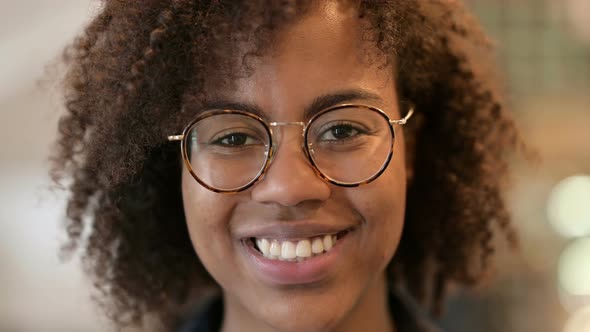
[565,0,590,43]
[558,238,590,297]
[547,175,590,238]
[563,306,590,332]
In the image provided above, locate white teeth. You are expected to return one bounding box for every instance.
[254,234,340,261]
[269,240,281,256]
[323,234,333,251]
[258,238,270,256]
[311,237,324,254]
[281,241,297,259]
[295,239,312,258]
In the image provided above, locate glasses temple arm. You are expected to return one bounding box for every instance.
[168,134,184,141]
[390,106,415,125]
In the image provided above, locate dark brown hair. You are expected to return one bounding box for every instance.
[52,0,526,329]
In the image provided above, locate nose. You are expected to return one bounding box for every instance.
[251,127,331,207]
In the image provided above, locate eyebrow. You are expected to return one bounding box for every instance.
[199,88,384,121]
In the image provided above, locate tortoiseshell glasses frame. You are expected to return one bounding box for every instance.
[168,103,414,193]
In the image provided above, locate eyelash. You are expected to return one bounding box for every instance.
[317,122,371,142]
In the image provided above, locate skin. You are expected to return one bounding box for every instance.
[182,2,408,332]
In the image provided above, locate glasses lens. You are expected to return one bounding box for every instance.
[307,107,393,184]
[186,113,270,191]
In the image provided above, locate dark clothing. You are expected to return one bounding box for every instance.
[178,289,442,332]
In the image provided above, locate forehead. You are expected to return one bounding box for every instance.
[197,1,398,120]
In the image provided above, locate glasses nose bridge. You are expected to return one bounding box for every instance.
[267,120,309,161]
[269,121,306,130]
[268,120,307,145]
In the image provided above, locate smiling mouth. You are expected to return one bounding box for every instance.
[249,228,352,262]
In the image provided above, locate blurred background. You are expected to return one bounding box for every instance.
[0,0,588,331]
[440,1,590,331]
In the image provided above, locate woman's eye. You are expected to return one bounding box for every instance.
[320,124,361,141]
[213,133,257,146]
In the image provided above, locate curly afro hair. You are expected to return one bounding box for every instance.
[51,0,527,329]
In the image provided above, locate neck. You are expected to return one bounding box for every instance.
[220,274,395,332]
[338,274,395,332]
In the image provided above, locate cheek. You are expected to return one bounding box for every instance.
[181,168,236,273]
[349,142,407,267]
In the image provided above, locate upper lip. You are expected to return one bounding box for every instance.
[235,221,356,240]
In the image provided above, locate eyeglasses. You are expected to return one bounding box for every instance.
[168,103,414,193]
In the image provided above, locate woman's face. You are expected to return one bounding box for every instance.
[182,3,407,331]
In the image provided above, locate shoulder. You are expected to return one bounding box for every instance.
[177,295,223,332]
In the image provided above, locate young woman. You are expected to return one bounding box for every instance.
[52,1,525,331]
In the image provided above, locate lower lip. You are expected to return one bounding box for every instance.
[242,231,353,286]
